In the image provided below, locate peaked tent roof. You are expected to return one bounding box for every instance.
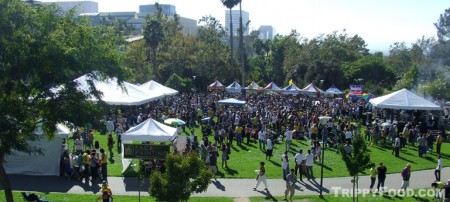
[302,83,323,94]
[139,80,178,96]
[325,86,344,94]
[369,88,442,110]
[226,81,242,93]
[245,81,260,90]
[121,118,178,142]
[218,98,246,105]
[282,83,301,94]
[208,80,225,89]
[74,74,164,105]
[264,82,281,91]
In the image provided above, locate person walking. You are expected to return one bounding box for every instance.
[294,149,305,181]
[284,169,297,202]
[209,151,218,180]
[253,162,268,191]
[369,163,377,192]
[435,154,442,181]
[305,150,314,180]
[400,163,412,191]
[107,134,114,158]
[377,162,387,192]
[99,148,108,181]
[281,151,290,181]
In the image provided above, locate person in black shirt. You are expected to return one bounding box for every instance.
[377,162,387,192]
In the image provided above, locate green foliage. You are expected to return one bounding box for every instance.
[343,55,396,88]
[394,63,419,90]
[143,15,164,82]
[339,133,371,177]
[165,74,192,93]
[0,0,127,201]
[149,153,213,202]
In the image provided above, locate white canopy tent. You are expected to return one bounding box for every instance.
[121,118,178,173]
[4,124,71,176]
[218,98,246,105]
[369,88,443,110]
[74,74,164,105]
[138,80,178,97]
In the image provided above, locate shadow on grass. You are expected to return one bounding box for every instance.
[245,143,257,148]
[254,189,277,202]
[412,195,431,202]
[315,162,333,171]
[396,155,416,163]
[268,159,281,167]
[224,166,238,175]
[237,144,249,151]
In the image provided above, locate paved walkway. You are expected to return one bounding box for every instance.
[2,167,449,198]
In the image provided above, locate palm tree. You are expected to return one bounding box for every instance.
[143,16,164,82]
[221,0,240,66]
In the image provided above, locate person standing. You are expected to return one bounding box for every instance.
[435,154,442,181]
[417,134,426,157]
[99,148,108,181]
[266,137,273,160]
[258,128,266,151]
[284,169,297,202]
[107,134,114,158]
[294,150,305,181]
[106,118,114,135]
[281,151,290,181]
[305,150,314,180]
[253,162,268,191]
[436,132,443,155]
[400,163,412,191]
[369,163,377,192]
[221,143,228,168]
[285,126,293,151]
[377,162,387,192]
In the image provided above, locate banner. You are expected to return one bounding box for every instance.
[123,144,170,159]
[349,85,363,95]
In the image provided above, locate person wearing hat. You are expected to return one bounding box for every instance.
[400,163,412,191]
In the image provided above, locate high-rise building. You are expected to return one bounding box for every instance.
[258,25,275,40]
[225,10,249,36]
[35,1,98,14]
[139,4,176,16]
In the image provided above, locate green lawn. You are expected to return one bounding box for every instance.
[250,191,437,202]
[0,191,232,202]
[80,126,450,179]
[0,190,437,202]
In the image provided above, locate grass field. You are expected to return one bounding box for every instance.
[80,125,450,179]
[0,190,438,202]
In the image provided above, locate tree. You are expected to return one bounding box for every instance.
[143,16,164,82]
[149,152,213,201]
[339,132,371,202]
[0,1,127,201]
[221,0,240,66]
[343,55,396,89]
[395,63,419,90]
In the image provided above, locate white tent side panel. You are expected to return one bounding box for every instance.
[4,136,64,176]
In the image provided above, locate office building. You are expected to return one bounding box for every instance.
[139,4,176,16]
[35,1,98,14]
[258,25,275,40]
[225,10,249,36]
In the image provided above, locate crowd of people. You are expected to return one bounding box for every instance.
[60,90,447,199]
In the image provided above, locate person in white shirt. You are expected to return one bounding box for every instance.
[281,151,290,181]
[435,154,442,181]
[345,128,353,141]
[294,149,305,181]
[266,137,273,160]
[305,150,314,180]
[106,119,115,135]
[258,128,266,151]
[285,127,293,151]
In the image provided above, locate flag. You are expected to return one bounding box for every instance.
[289,79,293,85]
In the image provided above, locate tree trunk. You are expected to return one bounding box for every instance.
[352,176,356,202]
[356,175,359,202]
[151,47,159,82]
[229,8,234,66]
[0,153,14,202]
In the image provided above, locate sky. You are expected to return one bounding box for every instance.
[46,0,450,53]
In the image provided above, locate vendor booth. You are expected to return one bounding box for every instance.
[226,81,242,93]
[138,80,178,97]
[4,124,71,176]
[120,118,178,173]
